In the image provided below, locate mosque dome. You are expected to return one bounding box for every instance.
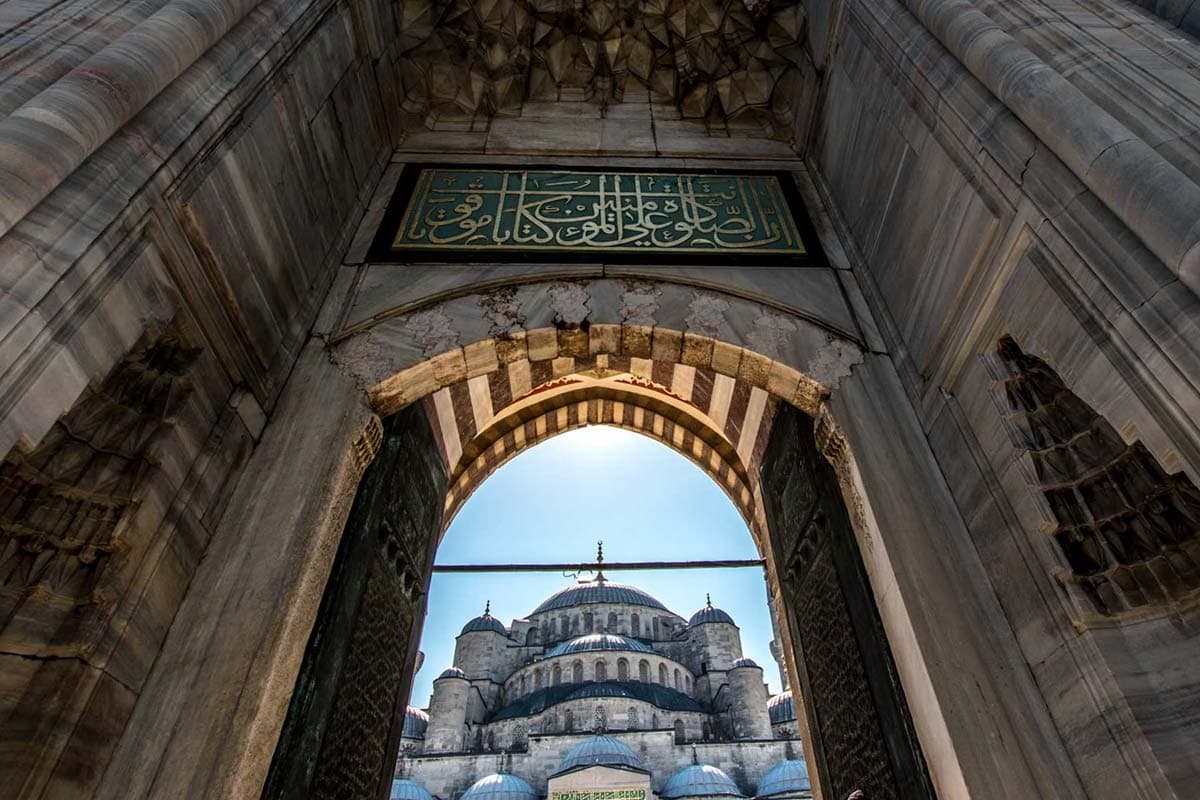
[688,595,735,626]
[461,774,537,800]
[661,765,745,799]
[557,734,644,773]
[402,706,429,739]
[437,667,468,680]
[532,579,668,615]
[461,602,507,635]
[767,691,796,725]
[755,761,811,797]
[544,633,654,658]
[731,658,759,669]
[391,779,435,800]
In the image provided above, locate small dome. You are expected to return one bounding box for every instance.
[532,579,668,615]
[545,633,653,658]
[402,706,429,739]
[756,760,811,797]
[557,734,644,773]
[391,779,435,800]
[689,595,735,626]
[731,658,759,669]
[767,691,796,725]
[662,765,744,799]
[461,610,507,636]
[438,667,468,680]
[461,774,537,800]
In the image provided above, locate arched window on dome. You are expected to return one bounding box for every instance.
[652,618,660,639]
[617,657,629,681]
[552,664,562,685]
[684,674,691,693]
[701,721,711,741]
[658,663,668,685]
[674,668,682,690]
[533,667,543,690]
[545,710,557,732]
[627,706,639,729]
[543,619,551,640]
[607,611,618,631]
[572,660,584,683]
[564,709,575,733]
[512,725,528,752]
[652,713,659,728]
[630,612,640,637]
[595,659,607,681]
[526,628,539,645]
[583,611,593,632]
[594,706,607,732]
[673,719,685,744]
[520,674,528,695]
[638,660,650,682]
[560,615,570,637]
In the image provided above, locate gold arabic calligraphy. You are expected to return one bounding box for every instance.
[392,169,805,254]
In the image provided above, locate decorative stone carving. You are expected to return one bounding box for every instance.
[0,321,200,629]
[813,404,869,547]
[393,0,807,137]
[991,336,1200,618]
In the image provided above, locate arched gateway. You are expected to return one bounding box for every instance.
[3,3,1200,800]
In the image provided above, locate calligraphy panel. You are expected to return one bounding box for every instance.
[371,166,814,262]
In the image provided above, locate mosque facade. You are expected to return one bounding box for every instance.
[392,575,809,800]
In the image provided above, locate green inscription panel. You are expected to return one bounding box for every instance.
[389,168,805,255]
[551,790,647,800]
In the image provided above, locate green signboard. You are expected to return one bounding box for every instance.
[382,167,806,257]
[551,790,647,800]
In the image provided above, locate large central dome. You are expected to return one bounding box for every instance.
[531,579,668,615]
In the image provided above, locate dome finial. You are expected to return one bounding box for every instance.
[706,593,713,610]
[484,599,491,617]
[595,540,606,583]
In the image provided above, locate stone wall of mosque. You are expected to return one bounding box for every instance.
[398,730,804,799]
[476,699,712,752]
[501,650,695,702]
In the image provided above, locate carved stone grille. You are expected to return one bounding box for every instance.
[0,322,199,623]
[992,336,1200,615]
[393,0,808,137]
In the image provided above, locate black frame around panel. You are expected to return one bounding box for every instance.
[367,163,830,268]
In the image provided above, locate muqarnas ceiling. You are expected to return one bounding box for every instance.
[392,0,809,138]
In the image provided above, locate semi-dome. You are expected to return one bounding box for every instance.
[557,734,644,773]
[689,595,735,626]
[756,760,811,797]
[767,691,796,725]
[438,666,467,680]
[532,579,668,614]
[544,633,654,658]
[391,779,435,800]
[460,774,537,800]
[661,765,745,799]
[402,705,429,739]
[731,658,759,669]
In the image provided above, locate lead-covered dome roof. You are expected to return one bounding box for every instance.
[731,658,759,669]
[438,667,467,680]
[689,595,735,626]
[662,765,745,799]
[767,691,796,724]
[557,734,644,773]
[545,633,653,658]
[402,706,429,739]
[461,610,507,635]
[756,760,811,797]
[532,579,667,615]
[461,774,537,800]
[391,779,435,800]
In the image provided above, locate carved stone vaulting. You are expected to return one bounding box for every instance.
[394,0,807,135]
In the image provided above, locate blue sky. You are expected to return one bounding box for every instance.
[408,425,783,708]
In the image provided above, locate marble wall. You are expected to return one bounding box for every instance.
[2,0,1200,798]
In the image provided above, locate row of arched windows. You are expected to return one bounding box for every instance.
[539,707,677,734]
[530,610,676,642]
[511,657,692,698]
